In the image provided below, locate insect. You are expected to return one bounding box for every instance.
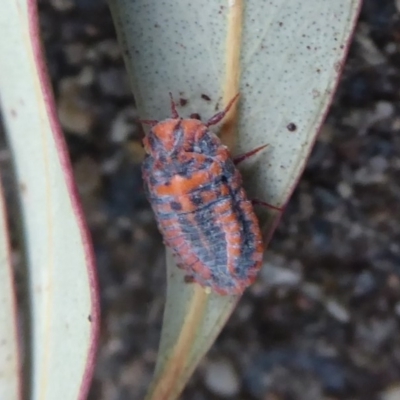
[141,94,279,295]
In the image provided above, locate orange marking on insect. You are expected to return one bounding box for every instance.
[181,119,204,134]
[202,191,217,203]
[152,119,180,150]
[179,196,198,213]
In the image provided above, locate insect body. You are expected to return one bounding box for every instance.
[142,94,265,295]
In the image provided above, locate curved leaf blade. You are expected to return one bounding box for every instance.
[0,1,100,399]
[109,1,362,399]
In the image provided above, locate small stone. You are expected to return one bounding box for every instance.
[101,154,123,175]
[311,218,332,251]
[74,156,101,195]
[389,243,400,253]
[301,282,323,301]
[356,24,386,66]
[394,302,400,317]
[381,384,400,400]
[204,359,240,397]
[111,107,137,143]
[314,187,339,208]
[374,101,394,120]
[369,155,388,173]
[385,42,397,55]
[353,271,376,297]
[51,0,74,11]
[120,360,146,389]
[85,24,100,37]
[57,77,94,135]
[127,141,146,164]
[261,262,302,288]
[236,301,253,321]
[392,118,400,131]
[64,42,86,65]
[95,39,122,60]
[77,66,95,86]
[359,318,396,348]
[354,166,386,184]
[298,193,314,219]
[85,47,98,62]
[342,109,365,129]
[387,274,400,290]
[317,124,335,143]
[98,68,131,97]
[337,181,353,199]
[393,158,400,170]
[325,299,350,323]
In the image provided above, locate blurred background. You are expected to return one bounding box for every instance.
[2,0,400,399]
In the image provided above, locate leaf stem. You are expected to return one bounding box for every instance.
[146,286,208,400]
[219,0,244,150]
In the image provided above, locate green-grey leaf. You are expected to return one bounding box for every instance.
[108,1,362,399]
[0,1,100,399]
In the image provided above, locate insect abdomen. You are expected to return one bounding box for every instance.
[150,177,263,294]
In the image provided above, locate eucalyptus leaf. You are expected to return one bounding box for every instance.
[0,1,100,399]
[109,1,362,399]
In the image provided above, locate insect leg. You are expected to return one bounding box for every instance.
[184,275,195,283]
[169,92,180,118]
[234,144,268,165]
[140,120,159,126]
[206,93,240,127]
[252,199,283,212]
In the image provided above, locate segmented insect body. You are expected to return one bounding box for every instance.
[141,95,264,295]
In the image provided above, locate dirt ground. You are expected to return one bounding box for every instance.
[4,0,400,399]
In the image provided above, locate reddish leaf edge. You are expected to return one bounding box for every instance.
[27,1,101,399]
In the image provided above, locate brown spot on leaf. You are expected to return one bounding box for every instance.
[312,89,321,99]
[190,113,201,120]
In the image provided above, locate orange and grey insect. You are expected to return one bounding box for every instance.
[141,94,277,295]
